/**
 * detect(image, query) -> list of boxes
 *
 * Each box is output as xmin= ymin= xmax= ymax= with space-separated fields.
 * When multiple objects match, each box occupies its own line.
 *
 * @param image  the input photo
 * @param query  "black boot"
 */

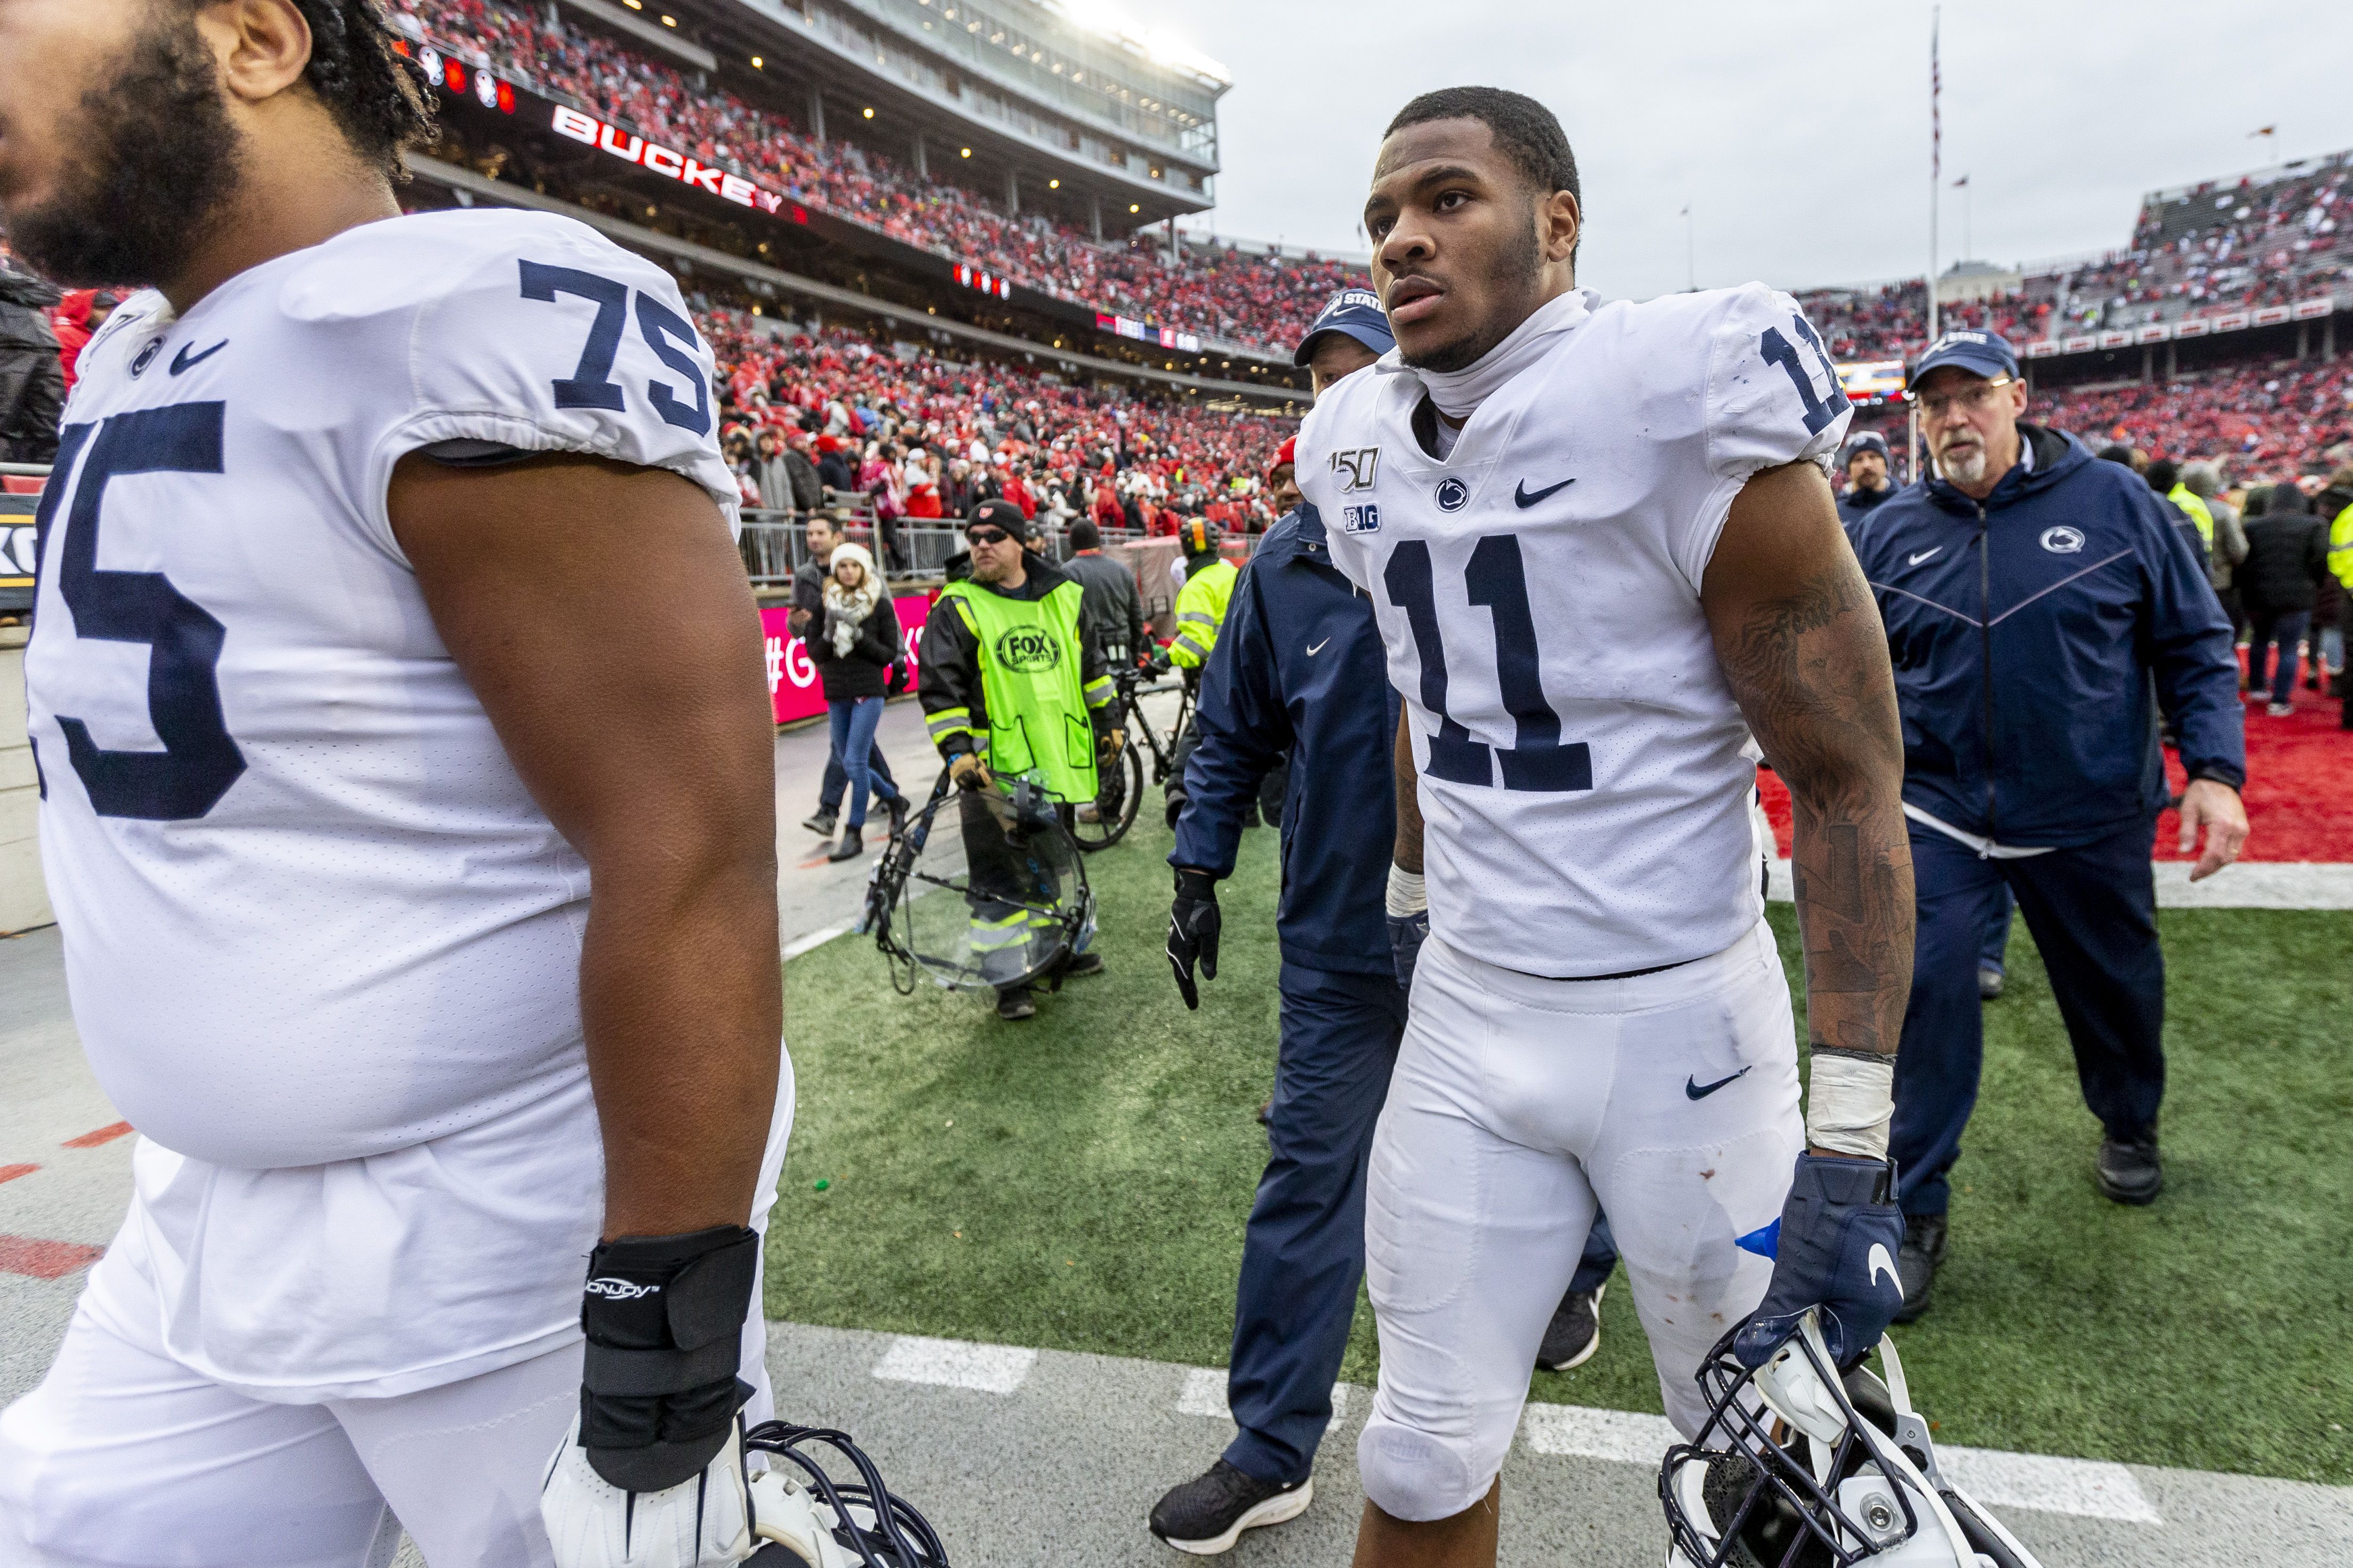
xmin=2097 ymin=1132 xmax=2163 ymax=1204
xmin=1893 ymin=1212 xmax=1946 ymax=1323
xmin=826 ymin=827 xmax=865 ymax=863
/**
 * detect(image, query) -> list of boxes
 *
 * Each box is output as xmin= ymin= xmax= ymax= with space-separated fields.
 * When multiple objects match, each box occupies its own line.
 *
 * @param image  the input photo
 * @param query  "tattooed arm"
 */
xmin=1701 ymin=460 xmax=1913 ymax=1088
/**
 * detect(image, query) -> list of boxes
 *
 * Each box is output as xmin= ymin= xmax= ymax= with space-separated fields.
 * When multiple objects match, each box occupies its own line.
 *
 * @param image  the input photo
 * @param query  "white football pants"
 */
xmin=1357 ymin=921 xmax=1802 ymax=1522
xmin=0 ymin=1058 xmax=794 ymax=1568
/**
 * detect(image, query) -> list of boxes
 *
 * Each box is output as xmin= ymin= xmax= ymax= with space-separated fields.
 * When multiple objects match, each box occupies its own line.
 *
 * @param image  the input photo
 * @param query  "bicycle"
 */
xmin=1069 ymin=660 xmax=1191 ymax=852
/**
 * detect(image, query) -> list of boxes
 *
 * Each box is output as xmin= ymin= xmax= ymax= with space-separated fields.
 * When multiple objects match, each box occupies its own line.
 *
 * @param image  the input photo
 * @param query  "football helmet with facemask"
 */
xmin=1660 ymin=1312 xmax=2043 ymax=1568
xmin=743 ymin=1422 xmax=951 ymax=1567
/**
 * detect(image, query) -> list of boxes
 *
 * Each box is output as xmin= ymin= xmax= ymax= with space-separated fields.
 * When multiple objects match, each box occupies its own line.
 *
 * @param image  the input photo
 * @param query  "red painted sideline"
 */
xmin=61 ymin=1122 xmax=132 ymax=1149
xmin=1757 ymin=694 xmax=2350 ymax=864
xmin=0 ymin=1236 xmax=105 ymax=1280
xmin=0 ymin=1164 xmax=37 ymax=1186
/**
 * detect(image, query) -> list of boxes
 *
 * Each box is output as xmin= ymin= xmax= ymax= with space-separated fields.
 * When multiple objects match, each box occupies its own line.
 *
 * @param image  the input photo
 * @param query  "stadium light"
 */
xmin=751 ymin=55 xmax=763 ymax=67
xmin=659 ymin=13 xmax=675 ymax=24
xmin=1129 ymin=204 xmax=1140 ymax=213
xmin=1049 ymin=178 xmax=1060 ymax=189
xmin=961 ymin=147 xmax=972 ymax=157
xmin=862 ymin=107 xmax=875 ymax=119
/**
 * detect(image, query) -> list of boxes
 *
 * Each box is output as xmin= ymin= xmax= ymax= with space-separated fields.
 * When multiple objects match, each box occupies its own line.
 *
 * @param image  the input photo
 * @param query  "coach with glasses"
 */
xmin=1846 ymin=329 xmax=2246 ymax=1320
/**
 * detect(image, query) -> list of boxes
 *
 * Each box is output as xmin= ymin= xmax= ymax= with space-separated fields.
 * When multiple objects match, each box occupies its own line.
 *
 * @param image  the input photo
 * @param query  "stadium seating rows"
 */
xmin=697 ymin=304 xmax=1293 ymax=526
xmin=398 ymin=0 xmax=1356 ymax=352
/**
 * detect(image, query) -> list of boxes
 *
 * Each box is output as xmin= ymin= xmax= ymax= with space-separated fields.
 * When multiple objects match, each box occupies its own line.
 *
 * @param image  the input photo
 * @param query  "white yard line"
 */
xmin=1175 ymin=1367 xmax=1352 ymax=1422
xmin=782 ymin=920 xmax=855 ymax=961
xmin=871 ymin=1328 xmax=2176 ymax=1528
xmin=1766 ymin=858 xmax=2353 ymax=910
xmin=871 ymin=1334 xmax=1037 ymax=1394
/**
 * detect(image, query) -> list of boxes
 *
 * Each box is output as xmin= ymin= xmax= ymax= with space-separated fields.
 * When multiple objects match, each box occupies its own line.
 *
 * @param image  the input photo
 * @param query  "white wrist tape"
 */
xmin=1805 ymin=1052 xmax=1894 ymax=1160
xmin=1385 ymin=864 xmax=1427 ymax=918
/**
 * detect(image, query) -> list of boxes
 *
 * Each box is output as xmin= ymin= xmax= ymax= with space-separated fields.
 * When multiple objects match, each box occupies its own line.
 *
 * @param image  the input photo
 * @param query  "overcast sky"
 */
xmin=1156 ymin=0 xmax=2353 ymax=301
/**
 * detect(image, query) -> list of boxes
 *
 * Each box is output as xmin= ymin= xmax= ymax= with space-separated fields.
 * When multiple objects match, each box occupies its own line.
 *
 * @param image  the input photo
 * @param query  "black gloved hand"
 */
xmin=1732 ymin=1154 xmax=1906 ymax=1371
xmin=1166 ymin=866 xmax=1221 ymax=1010
xmin=1386 ymin=908 xmax=1428 ymax=993
xmin=885 ymin=657 xmax=910 ymax=696
xmin=576 ymin=1224 xmax=760 ymax=1490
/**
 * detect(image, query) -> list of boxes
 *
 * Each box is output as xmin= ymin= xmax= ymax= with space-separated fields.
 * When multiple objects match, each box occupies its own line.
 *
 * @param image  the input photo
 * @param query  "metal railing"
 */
xmin=739 ymin=508 xmax=1260 ymax=589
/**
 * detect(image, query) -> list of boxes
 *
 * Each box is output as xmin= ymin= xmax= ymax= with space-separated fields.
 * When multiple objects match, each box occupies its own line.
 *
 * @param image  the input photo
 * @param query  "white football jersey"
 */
xmin=25 ymin=209 xmax=737 ymax=1171
xmin=1299 ymin=285 xmax=1850 ymax=976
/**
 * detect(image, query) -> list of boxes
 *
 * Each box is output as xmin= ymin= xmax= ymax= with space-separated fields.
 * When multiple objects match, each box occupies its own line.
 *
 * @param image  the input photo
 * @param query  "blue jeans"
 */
xmin=2249 ymin=608 xmax=2310 ymax=704
xmin=826 ymin=697 xmax=900 ymax=830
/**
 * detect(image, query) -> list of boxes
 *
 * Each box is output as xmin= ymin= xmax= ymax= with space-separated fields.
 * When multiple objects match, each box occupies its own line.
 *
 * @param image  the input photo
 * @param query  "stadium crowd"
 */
xmin=395 ymin=0 xmax=1357 ymax=351
xmin=695 ymin=304 xmax=1294 ymax=543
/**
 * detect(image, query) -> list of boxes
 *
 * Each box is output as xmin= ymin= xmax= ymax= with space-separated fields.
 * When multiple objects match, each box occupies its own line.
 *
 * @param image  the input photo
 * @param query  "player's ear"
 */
xmin=203 ymin=0 xmax=315 ymax=108
xmin=1542 ymin=189 xmax=1581 ymax=268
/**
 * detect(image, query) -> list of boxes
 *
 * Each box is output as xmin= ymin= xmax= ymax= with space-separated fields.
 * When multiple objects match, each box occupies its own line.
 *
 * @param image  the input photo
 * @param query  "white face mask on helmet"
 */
xmin=1661 ymin=1312 xmax=2046 ymax=1568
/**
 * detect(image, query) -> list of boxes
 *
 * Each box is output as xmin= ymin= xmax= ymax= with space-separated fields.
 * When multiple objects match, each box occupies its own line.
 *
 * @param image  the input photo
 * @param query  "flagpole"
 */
xmin=1683 ymin=204 xmax=1695 ymax=292
xmin=1916 ymin=5 xmax=1941 ymax=486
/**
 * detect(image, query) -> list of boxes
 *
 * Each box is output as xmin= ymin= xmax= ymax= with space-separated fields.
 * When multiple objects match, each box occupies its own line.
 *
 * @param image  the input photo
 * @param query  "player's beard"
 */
xmin=1401 ymin=207 xmax=1548 ymax=375
xmin=4 ymin=13 xmax=244 ymax=289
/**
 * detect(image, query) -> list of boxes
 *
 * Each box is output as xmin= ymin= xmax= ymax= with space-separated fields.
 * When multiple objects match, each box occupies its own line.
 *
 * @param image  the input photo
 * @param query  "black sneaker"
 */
xmin=995 ymin=987 xmax=1036 ymax=1022
xmin=1978 ymin=965 xmax=2005 ymax=1001
xmin=1893 ymin=1212 xmax=1946 ymax=1324
xmin=1535 ymin=1283 xmax=1605 ymax=1371
xmin=801 ymin=809 xmax=838 ymax=837
xmin=2097 ymin=1135 xmax=2163 ymax=1205
xmin=1059 ymin=950 xmax=1104 ymax=979
xmin=1148 ymin=1460 xmax=1312 ymax=1555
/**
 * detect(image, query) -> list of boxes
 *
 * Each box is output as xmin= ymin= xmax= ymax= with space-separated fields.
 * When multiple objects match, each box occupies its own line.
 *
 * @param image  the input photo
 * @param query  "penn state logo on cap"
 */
xmin=1435 ymin=478 xmax=1470 ymax=513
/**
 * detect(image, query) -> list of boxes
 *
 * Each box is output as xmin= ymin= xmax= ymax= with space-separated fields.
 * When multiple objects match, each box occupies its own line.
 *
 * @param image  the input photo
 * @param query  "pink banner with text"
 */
xmin=762 ymin=594 xmax=933 ymax=725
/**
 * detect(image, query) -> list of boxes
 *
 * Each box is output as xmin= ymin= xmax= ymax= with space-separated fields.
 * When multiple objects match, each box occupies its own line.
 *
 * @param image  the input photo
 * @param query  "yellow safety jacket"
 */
xmin=2330 ymin=501 xmax=2353 ymax=593
xmin=1167 ymin=557 xmax=1238 ymax=671
xmin=2167 ymin=484 xmax=2214 ymax=553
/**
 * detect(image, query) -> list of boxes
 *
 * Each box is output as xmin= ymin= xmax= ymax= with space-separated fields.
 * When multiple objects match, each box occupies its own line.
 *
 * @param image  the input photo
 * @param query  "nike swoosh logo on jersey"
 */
xmin=1908 ymin=547 xmax=1942 ymax=566
xmin=1684 ymin=1066 xmax=1752 ymax=1100
xmin=170 ymin=340 xmax=229 ymax=375
xmin=1306 ymin=638 xmax=1331 ymax=655
xmin=1869 ymin=1242 xmax=1903 ymax=1297
xmin=1514 ymin=478 xmax=1576 ymax=508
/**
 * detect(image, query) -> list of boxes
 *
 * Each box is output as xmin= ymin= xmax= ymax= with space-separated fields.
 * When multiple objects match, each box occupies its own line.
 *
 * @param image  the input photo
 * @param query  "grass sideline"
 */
xmin=773 ymin=818 xmax=2353 ymax=1486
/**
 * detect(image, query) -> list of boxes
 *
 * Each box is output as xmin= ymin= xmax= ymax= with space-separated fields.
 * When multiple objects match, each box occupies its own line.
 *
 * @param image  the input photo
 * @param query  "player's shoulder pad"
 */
xmin=290 ymin=210 xmax=734 ymax=517
xmin=1678 ymin=282 xmax=1854 ymax=481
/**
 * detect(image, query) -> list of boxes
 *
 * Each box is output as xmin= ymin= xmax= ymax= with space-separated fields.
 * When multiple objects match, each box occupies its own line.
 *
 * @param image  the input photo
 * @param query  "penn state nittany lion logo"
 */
xmin=994 ymin=625 xmax=1062 ymax=673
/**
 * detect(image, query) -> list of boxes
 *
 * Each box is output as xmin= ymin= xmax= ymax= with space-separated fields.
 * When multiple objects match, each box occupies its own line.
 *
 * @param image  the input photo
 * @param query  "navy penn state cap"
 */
xmin=1294 ymin=286 xmax=1396 ymax=367
xmin=1910 ymin=327 xmax=2019 ymax=384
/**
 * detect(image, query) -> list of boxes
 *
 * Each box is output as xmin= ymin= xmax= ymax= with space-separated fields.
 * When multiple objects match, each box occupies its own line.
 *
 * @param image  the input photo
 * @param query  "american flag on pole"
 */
xmin=1931 ymin=9 xmax=1941 ymax=184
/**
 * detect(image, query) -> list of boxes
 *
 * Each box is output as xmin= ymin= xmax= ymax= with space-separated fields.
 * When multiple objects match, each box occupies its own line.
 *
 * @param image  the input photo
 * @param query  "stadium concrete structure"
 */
xmin=393 ymin=0 xmax=1327 ymax=409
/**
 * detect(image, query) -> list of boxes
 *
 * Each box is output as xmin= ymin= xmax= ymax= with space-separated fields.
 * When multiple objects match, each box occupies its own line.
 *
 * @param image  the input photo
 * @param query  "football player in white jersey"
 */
xmin=0 ymin=2 xmax=793 ymax=1564
xmin=1294 ymin=90 xmax=1917 ymax=1567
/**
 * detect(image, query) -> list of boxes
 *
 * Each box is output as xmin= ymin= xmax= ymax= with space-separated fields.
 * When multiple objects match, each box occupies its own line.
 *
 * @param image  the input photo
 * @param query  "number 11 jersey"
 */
xmin=1298 ymin=284 xmax=1852 ymax=978
xmin=23 ymin=208 xmax=738 ymax=1171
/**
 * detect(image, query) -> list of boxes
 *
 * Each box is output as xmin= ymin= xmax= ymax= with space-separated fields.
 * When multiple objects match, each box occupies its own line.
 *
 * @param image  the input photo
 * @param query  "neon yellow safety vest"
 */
xmin=933 ymin=577 xmax=1102 ymax=803
xmin=2167 ymin=484 xmax=2214 ymax=553
xmin=1167 ymin=558 xmax=1238 ymax=671
xmin=2330 ymin=501 xmax=2353 ymax=594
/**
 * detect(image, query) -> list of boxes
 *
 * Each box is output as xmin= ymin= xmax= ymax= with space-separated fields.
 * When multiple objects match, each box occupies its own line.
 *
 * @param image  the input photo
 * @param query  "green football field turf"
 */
xmin=772 ymin=816 xmax=2353 ymax=1485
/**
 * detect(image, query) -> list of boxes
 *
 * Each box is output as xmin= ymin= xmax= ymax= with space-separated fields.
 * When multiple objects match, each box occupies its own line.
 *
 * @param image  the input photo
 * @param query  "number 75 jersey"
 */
xmin=22 ymin=209 xmax=737 ymax=1170
xmin=1298 ymin=284 xmax=1851 ymax=978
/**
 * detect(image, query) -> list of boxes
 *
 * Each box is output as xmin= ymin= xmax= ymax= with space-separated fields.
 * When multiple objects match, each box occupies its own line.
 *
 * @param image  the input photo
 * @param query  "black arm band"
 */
xmin=576 ymin=1224 xmax=759 ymax=1491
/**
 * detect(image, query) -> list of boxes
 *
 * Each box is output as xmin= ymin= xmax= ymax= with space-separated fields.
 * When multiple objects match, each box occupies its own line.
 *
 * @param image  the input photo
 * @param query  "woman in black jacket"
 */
xmin=2240 ymin=482 xmax=2328 ymax=715
xmin=814 ymin=543 xmax=910 ymax=859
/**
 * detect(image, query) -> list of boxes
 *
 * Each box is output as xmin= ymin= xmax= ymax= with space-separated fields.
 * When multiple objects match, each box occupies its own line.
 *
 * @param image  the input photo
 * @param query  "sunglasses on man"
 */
xmin=965 ymin=527 xmax=1015 ymax=546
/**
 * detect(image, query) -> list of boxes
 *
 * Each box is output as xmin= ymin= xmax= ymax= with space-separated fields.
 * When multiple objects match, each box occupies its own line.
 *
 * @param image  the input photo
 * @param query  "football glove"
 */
xmin=543 ymin=1413 xmax=753 ymax=1567
xmin=1166 ymin=867 xmax=1221 ymax=1010
xmin=947 ymin=753 xmax=991 ymax=793
xmin=1732 ymin=1153 xmax=1907 ymax=1372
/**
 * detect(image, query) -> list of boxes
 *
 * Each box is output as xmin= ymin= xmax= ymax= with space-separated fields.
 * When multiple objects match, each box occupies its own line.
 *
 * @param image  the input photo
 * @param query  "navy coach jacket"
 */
xmin=1849 ymin=422 xmax=2244 ymax=848
xmin=1172 ymin=505 xmax=1400 ymax=976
